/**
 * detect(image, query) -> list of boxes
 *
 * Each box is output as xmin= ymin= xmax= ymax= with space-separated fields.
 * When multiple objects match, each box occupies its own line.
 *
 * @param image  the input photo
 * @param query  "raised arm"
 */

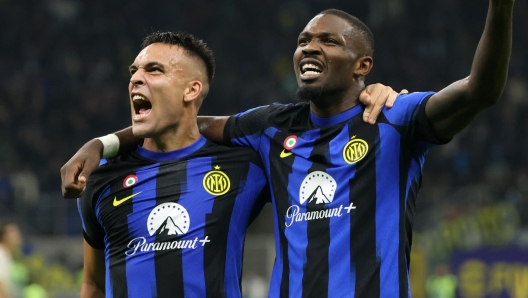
xmin=81 ymin=240 xmax=105 ymax=298
xmin=426 ymin=0 xmax=514 ymax=140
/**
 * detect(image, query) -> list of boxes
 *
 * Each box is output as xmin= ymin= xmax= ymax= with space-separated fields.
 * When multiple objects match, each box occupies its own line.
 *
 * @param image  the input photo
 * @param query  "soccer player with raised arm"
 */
xmin=67 ymin=0 xmax=514 ymax=296
xmin=72 ymin=41 xmax=398 ymax=298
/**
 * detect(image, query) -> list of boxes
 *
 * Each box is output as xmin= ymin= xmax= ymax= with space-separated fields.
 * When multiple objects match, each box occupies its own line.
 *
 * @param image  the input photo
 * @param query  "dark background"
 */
xmin=0 ymin=0 xmax=526 ymax=297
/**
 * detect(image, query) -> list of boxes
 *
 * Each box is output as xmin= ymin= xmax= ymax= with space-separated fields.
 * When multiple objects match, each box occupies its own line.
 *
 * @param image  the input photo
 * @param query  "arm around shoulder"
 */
xmin=197 ymin=116 xmax=229 ymax=145
xmin=425 ymin=0 xmax=514 ymax=140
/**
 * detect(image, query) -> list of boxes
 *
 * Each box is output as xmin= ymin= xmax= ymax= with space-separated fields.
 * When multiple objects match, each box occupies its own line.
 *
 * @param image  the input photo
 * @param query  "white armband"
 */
xmin=96 ymin=134 xmax=120 ymax=158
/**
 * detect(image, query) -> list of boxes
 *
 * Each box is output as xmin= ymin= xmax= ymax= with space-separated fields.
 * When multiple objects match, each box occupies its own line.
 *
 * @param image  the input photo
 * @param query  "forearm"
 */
xmin=114 ymin=127 xmax=141 ymax=155
xmin=197 ymin=116 xmax=229 ymax=145
xmin=81 ymin=282 xmax=105 ymax=298
xmin=425 ymin=0 xmax=514 ymax=139
xmin=467 ymin=0 xmax=513 ymax=103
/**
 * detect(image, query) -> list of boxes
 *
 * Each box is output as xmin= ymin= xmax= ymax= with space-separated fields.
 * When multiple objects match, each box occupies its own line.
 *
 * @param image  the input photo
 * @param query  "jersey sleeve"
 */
xmin=239 ymin=152 xmax=271 ymax=226
xmin=224 ymin=104 xmax=288 ymax=151
xmin=78 ymin=164 xmax=109 ymax=250
xmin=383 ymin=91 xmax=451 ymax=145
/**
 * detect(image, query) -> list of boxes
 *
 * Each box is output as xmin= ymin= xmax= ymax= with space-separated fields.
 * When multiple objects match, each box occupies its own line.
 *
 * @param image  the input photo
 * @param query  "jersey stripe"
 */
xmin=224 ymin=162 xmax=267 ymax=297
xmin=107 ymin=177 xmax=135 ymax=298
xmin=377 ymin=123 xmax=401 ymax=297
xmin=154 ymin=160 xmax=187 ymax=297
xmin=266 ymin=128 xmax=293 ymax=298
xmin=127 ymin=166 xmax=160 ymax=298
xmin=327 ymin=124 xmax=354 ymax=297
xmin=285 ymin=137 xmax=312 ymax=298
xmin=185 ymin=157 xmax=213 ymax=297
xmin=203 ymin=157 xmax=236 ymax=298
xmin=348 ymin=118 xmax=380 ymax=297
xmin=303 ymin=127 xmax=330 ymax=298
xmin=93 ymin=187 xmax=115 ymax=298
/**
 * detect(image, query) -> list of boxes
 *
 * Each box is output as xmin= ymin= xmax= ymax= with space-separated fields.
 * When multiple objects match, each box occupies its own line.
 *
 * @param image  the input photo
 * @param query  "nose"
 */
xmin=130 ymin=69 xmax=145 ymax=86
xmin=302 ymin=40 xmax=321 ymax=56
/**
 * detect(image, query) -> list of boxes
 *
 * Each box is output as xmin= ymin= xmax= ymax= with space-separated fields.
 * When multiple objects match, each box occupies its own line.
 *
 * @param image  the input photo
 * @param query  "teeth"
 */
xmin=302 ymin=63 xmax=322 ymax=73
xmin=135 ymin=113 xmax=147 ymax=118
xmin=133 ymin=95 xmax=148 ymax=101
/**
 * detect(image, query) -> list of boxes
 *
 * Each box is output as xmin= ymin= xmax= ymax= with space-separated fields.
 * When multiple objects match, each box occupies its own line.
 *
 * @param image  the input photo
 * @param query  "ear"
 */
xmin=353 ymin=56 xmax=373 ymax=77
xmin=183 ymin=81 xmax=203 ymax=103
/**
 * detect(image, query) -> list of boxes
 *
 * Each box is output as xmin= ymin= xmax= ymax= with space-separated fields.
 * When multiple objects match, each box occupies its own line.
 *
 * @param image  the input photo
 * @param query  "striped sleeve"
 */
xmin=383 ymin=91 xmax=451 ymax=145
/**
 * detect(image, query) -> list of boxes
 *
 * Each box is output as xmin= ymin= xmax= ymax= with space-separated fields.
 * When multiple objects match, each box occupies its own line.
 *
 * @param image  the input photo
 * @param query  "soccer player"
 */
xmin=78 ymin=31 xmax=271 ymax=298
xmin=66 ymin=0 xmax=514 ymax=296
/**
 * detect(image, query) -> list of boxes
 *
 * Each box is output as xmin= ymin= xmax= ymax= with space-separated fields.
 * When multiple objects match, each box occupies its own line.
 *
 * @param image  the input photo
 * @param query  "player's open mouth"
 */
xmin=133 ymin=94 xmax=152 ymax=119
xmin=300 ymin=61 xmax=323 ymax=80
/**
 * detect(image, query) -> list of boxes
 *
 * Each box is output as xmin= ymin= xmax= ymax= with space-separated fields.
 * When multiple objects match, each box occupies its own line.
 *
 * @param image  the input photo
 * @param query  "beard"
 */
xmin=296 ymin=85 xmax=324 ymax=102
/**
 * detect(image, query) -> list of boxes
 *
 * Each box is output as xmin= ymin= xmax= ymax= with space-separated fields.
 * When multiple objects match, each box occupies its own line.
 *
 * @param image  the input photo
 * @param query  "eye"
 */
xmin=323 ymin=38 xmax=338 ymax=44
xmin=298 ymin=38 xmax=310 ymax=46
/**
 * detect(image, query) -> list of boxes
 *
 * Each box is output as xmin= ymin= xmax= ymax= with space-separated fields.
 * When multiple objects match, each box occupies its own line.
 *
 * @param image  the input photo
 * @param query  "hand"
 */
xmin=360 ymin=83 xmax=408 ymax=124
xmin=60 ymin=139 xmax=104 ymax=198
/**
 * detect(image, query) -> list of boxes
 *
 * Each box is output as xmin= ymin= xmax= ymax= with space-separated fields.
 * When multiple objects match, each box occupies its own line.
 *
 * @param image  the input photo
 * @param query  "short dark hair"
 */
xmin=141 ymin=31 xmax=216 ymax=83
xmin=319 ymin=9 xmax=374 ymax=56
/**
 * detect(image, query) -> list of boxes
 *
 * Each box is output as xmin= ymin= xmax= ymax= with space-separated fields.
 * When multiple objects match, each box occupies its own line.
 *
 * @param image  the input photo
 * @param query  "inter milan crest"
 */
xmin=203 ymin=165 xmax=231 ymax=196
xmin=123 ymin=174 xmax=139 ymax=188
xmin=343 ymin=136 xmax=369 ymax=164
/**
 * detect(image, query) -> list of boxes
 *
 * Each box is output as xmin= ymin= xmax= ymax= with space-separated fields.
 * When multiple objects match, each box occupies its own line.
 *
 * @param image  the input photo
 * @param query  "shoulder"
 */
xmin=382 ymin=92 xmax=435 ymax=125
xmin=84 ymin=154 xmax=152 ymax=199
xmin=232 ymin=102 xmax=310 ymax=130
xmin=200 ymin=141 xmax=262 ymax=166
xmin=234 ymin=102 xmax=305 ymax=116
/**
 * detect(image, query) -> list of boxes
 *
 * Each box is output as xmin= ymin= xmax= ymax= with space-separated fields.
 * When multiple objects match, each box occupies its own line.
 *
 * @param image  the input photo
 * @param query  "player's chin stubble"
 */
xmin=296 ymin=86 xmax=323 ymax=102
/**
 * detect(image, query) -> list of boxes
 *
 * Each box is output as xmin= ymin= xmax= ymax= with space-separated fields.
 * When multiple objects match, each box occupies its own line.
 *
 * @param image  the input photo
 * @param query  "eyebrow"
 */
xmin=299 ymin=31 xmax=336 ymax=38
xmin=128 ymin=61 xmax=165 ymax=72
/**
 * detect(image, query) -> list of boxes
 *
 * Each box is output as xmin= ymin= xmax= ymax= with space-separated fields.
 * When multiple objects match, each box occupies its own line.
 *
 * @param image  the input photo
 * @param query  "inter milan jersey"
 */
xmin=224 ymin=92 xmax=446 ymax=298
xmin=78 ymin=136 xmax=268 ymax=298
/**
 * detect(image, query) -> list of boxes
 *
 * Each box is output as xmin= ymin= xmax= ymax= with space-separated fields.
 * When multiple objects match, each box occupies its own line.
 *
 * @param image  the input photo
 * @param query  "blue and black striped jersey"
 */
xmin=78 ymin=136 xmax=269 ymax=298
xmin=224 ymin=92 xmax=446 ymax=298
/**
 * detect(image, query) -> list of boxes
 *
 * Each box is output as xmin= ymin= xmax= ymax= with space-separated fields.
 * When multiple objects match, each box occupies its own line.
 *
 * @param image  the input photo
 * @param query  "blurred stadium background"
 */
xmin=0 ymin=0 xmax=527 ymax=297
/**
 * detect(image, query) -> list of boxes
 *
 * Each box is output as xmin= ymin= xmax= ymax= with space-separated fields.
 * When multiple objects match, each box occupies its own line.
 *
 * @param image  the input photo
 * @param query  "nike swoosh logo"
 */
xmin=280 ymin=149 xmax=292 ymax=158
xmin=113 ymin=192 xmax=142 ymax=207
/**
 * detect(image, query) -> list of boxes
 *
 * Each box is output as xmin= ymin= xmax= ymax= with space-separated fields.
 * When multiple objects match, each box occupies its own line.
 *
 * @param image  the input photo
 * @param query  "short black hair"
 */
xmin=141 ymin=31 xmax=216 ymax=83
xmin=319 ymin=9 xmax=374 ymax=56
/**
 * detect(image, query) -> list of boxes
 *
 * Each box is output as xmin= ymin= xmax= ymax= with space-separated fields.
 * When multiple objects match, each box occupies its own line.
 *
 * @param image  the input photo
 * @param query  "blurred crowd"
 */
xmin=0 ymin=0 xmax=526 ymax=198
xmin=0 ymin=0 xmax=527 ymax=297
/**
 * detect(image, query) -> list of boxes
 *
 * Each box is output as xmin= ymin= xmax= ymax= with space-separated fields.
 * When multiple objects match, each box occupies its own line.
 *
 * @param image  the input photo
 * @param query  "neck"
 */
xmin=142 ymin=117 xmax=201 ymax=152
xmin=309 ymin=83 xmax=364 ymax=118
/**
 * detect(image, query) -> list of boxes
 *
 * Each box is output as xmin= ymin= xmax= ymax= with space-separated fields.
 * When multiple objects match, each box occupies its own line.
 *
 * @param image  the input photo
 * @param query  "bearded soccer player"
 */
xmin=78 ymin=31 xmax=271 ymax=298
xmin=67 ymin=0 xmax=513 ymax=296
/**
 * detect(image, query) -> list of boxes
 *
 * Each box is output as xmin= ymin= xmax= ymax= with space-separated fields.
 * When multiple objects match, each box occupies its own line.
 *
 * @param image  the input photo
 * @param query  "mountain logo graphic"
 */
xmin=299 ymin=171 xmax=337 ymax=205
xmin=147 ymin=202 xmax=190 ymax=236
xmin=307 ymin=186 xmax=331 ymax=204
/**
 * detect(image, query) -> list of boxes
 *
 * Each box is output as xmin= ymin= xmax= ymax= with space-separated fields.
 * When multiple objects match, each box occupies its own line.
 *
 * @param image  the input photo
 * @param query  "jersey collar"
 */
xmin=136 ymin=136 xmax=207 ymax=161
xmin=309 ymin=104 xmax=363 ymax=127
